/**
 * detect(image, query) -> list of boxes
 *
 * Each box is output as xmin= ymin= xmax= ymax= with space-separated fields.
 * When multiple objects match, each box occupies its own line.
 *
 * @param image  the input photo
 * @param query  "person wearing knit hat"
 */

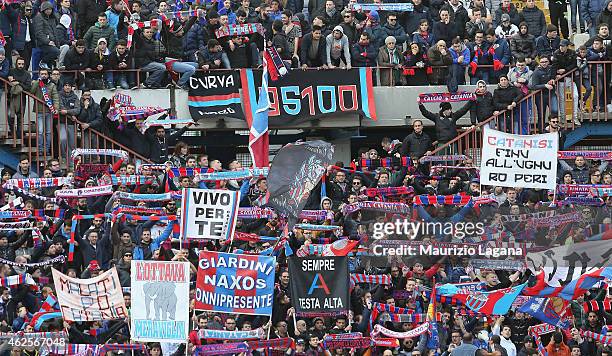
xmin=492 ymin=73 xmax=523 ymax=133
xmin=326 ymin=25 xmax=351 ymax=69
xmin=417 ymin=92 xmax=473 ymax=148
xmin=57 ymin=14 xmax=73 ymax=69
xmin=365 ymin=10 xmax=386 ymax=50
xmin=471 ymin=79 xmax=494 ymax=127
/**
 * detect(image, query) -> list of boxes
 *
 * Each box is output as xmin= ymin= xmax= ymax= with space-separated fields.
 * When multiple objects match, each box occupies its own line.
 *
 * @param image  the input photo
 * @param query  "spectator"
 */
xmin=83 ymin=13 xmax=116 ymax=50
xmin=89 ymin=38 xmax=113 ymax=90
xmin=587 ymin=37 xmax=608 ymax=112
xmin=11 ymin=2 xmax=35 ymax=70
xmin=30 ymin=68 xmax=58 ymax=155
xmin=63 ymin=39 xmax=92 ymax=90
xmin=164 ymin=23 xmax=199 ymax=90
xmin=427 ymin=40 xmax=452 ymax=85
xmin=448 ymin=37 xmax=470 ymax=91
xmin=412 ymin=19 xmax=435 ymax=51
xmin=465 ymin=8 xmax=487 ymax=41
xmin=183 ymin=16 xmax=208 ymax=63
xmin=493 ymin=0 xmax=521 ymax=28
xmin=529 ymin=56 xmax=558 ymax=132
xmin=6 ymin=57 xmax=31 ymax=137
xmin=403 ymin=0 xmax=432 ymax=37
xmin=535 ymin=25 xmax=560 ymax=60
xmin=575 ymin=45 xmax=592 ymax=113
xmin=33 ymin=1 xmax=60 ymax=70
xmin=110 ymin=39 xmax=134 ymax=90
xmin=508 ymin=56 xmax=533 ymax=132
xmin=381 ymin=12 xmax=407 ymax=47
xmin=0 ymin=47 xmax=7 ymax=99
xmin=301 ymin=25 xmax=327 ymax=68
xmin=442 ymin=0 xmax=469 ymax=40
xmin=364 ymin=10 xmax=386 ymax=51
xmin=339 ymin=10 xmax=359 ymax=45
xmin=57 ymin=77 xmax=80 ymax=157
xmin=495 ymin=14 xmax=519 ymax=40
xmin=552 ymin=39 xmax=580 ymax=125
xmin=418 ymin=100 xmax=472 ymax=151
xmin=467 ymin=30 xmax=491 ymax=84
xmin=134 ymin=27 xmax=167 ymax=89
xmin=197 ymin=39 xmax=225 ymax=70
xmin=549 ymin=0 xmax=570 ymax=40
xmin=321 ymin=0 xmax=341 ymax=28
xmin=432 ymin=9 xmax=457 ymax=46
xmin=281 ymin=11 xmax=302 ymax=67
xmin=268 ymin=0 xmax=282 ymax=21
xmin=350 ymin=32 xmax=377 ymax=68
xmin=470 ymin=79 xmax=495 ymax=126
xmin=403 ymin=42 xmax=429 ymax=86
xmin=598 ymin=1 xmax=612 ymax=31
xmin=326 ymin=25 xmax=351 ymax=69
xmin=145 ymin=124 xmax=192 ymax=163
xmin=77 ymin=88 xmax=104 ymax=134
xmin=485 ymin=28 xmax=511 ymax=82
xmin=56 ymin=14 xmax=75 ymax=69
xmin=225 ymin=36 xmax=257 ymax=69
xmin=510 ymin=23 xmax=537 ymax=66
xmin=493 ymin=74 xmax=523 ymax=134
xmin=519 ymin=0 xmax=547 ymax=38
xmin=377 ymin=36 xmax=403 ymax=86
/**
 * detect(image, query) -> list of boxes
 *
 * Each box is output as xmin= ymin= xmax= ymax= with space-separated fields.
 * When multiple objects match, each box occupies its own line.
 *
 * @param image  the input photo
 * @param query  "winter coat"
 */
xmin=63 ymin=47 xmax=92 ymax=71
xmin=55 ymin=23 xmax=71 ymax=47
xmin=552 ymin=48 xmax=577 ymax=74
xmin=494 ymin=3 xmax=521 ymax=27
xmin=183 ymin=22 xmax=209 ymax=62
xmin=441 ymin=2 xmax=470 ymax=39
xmin=400 ymin=131 xmax=433 ymax=158
xmin=412 ymin=31 xmax=435 ymax=50
xmin=581 ymin=0 xmax=607 ymax=25
xmin=83 ymin=22 xmax=116 ymax=50
xmin=196 ymin=47 xmax=223 ymax=69
xmin=77 ymin=98 xmax=104 ymax=131
xmin=350 ymin=42 xmax=377 ymax=67
xmin=510 ymin=32 xmax=536 ymax=59
xmin=272 ymin=32 xmax=291 ymax=60
xmin=402 ymin=3 xmax=432 ymax=35
xmin=432 ymin=21 xmax=457 ymax=46
xmin=134 ymin=34 xmax=165 ymax=67
xmin=535 ymin=35 xmax=560 ymax=59
xmin=470 ymin=91 xmax=494 ymax=124
xmin=377 ymin=46 xmax=403 ymax=86
xmin=55 ymin=7 xmax=78 ymax=37
xmin=545 ymin=340 xmax=570 ymax=356
xmin=225 ymin=42 xmax=250 ymax=68
xmin=11 ymin=13 xmax=35 ymax=51
xmin=508 ymin=65 xmax=533 ymax=95
xmin=495 ymin=24 xmax=519 ymax=40
xmin=598 ymin=5 xmax=612 ymax=30
xmin=465 ymin=19 xmax=486 ymax=41
xmin=493 ymin=85 xmax=522 ymax=111
xmin=340 ymin=22 xmax=358 ymax=44
xmin=300 ymin=32 xmax=327 ymax=67
xmin=110 ymin=49 xmax=132 ymax=70
xmin=427 ymin=46 xmax=453 ymax=84
xmin=449 ymin=43 xmax=470 ymax=66
xmin=529 ymin=65 xmax=556 ymax=94
xmin=59 ymin=90 xmax=81 ymax=120
xmin=30 ymin=79 xmax=59 ymax=113
xmin=381 ymin=22 xmax=408 ymax=45
xmin=467 ymin=41 xmax=492 ymax=74
xmin=89 ymin=48 xmax=112 ymax=78
xmin=403 ymin=50 xmax=429 ymax=85
xmin=489 ymin=38 xmax=512 ymax=64
xmin=364 ymin=24 xmax=387 ymax=50
xmin=418 ymin=102 xmax=472 ymax=143
xmin=520 ymin=6 xmax=547 ymax=37
xmin=32 ymin=3 xmax=58 ymax=47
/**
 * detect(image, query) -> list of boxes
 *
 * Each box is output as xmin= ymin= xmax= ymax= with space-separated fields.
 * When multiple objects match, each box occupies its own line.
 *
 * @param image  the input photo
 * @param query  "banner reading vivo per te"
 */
xmin=130 ymin=261 xmax=190 ymax=343
xmin=180 ymin=188 xmax=239 ymax=240
xmin=195 ymin=251 xmax=275 ymax=316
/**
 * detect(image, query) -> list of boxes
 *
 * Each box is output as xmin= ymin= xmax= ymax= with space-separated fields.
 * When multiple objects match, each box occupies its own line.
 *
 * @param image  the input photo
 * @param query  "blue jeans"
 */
xmin=37 ymin=113 xmax=52 ymax=154
xmin=31 ymin=48 xmax=41 ymax=80
xmin=470 ymin=71 xmax=490 ymax=84
xmin=141 ymin=62 xmax=167 ymax=87
xmin=535 ymin=91 xmax=558 ymax=131
xmin=515 ymin=101 xmax=531 ymax=134
xmin=171 ymin=61 xmax=198 ymax=87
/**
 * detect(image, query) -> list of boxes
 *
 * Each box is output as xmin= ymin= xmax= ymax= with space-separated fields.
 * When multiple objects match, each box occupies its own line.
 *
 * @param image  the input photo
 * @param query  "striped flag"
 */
xmin=247 ymin=52 xmax=270 ymax=168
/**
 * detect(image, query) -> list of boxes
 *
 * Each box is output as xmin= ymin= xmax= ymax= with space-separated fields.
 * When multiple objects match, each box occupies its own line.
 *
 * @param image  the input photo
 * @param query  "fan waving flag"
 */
xmin=522 ymin=267 xmax=612 ymax=300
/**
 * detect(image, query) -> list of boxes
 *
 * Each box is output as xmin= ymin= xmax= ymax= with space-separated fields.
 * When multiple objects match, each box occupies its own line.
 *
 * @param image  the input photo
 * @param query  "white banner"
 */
xmin=480 ymin=127 xmax=558 ymax=189
xmin=130 ymin=261 xmax=190 ymax=342
xmin=55 ymin=185 xmax=114 ymax=198
xmin=52 ymin=268 xmax=128 ymax=321
xmin=180 ymin=188 xmax=239 ymax=240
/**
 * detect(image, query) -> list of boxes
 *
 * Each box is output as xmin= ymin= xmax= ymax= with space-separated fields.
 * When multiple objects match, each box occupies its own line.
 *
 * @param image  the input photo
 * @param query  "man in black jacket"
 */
xmin=300 ymin=25 xmax=327 ymax=68
xmin=417 ymin=100 xmax=472 ymax=154
xmin=529 ymin=56 xmax=558 ymax=132
xmin=63 ymin=39 xmax=92 ymax=89
xmin=134 ymin=27 xmax=167 ymax=88
xmin=146 ymin=121 xmax=193 ymax=163
xmin=552 ymin=39 xmax=580 ymax=125
xmin=400 ymin=120 xmax=433 ymax=159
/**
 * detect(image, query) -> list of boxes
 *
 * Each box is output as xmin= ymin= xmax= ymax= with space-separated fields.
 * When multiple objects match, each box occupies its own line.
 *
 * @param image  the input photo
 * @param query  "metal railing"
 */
xmin=0 ymin=77 xmax=152 ymax=173
xmin=430 ymin=63 xmax=612 ymax=163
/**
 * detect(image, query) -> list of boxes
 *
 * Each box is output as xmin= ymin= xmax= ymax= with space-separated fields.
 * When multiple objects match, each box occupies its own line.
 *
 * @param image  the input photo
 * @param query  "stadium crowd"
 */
xmin=0 ymin=0 xmax=611 ymax=355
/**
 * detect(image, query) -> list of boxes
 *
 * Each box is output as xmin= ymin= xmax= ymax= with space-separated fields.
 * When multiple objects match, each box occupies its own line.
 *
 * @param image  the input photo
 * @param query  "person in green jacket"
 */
xmin=83 ymin=13 xmax=117 ymax=50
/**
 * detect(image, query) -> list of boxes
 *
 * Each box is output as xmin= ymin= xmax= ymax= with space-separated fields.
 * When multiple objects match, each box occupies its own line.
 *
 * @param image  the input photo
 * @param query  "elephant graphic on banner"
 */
xmin=143 ymin=281 xmax=177 ymax=320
